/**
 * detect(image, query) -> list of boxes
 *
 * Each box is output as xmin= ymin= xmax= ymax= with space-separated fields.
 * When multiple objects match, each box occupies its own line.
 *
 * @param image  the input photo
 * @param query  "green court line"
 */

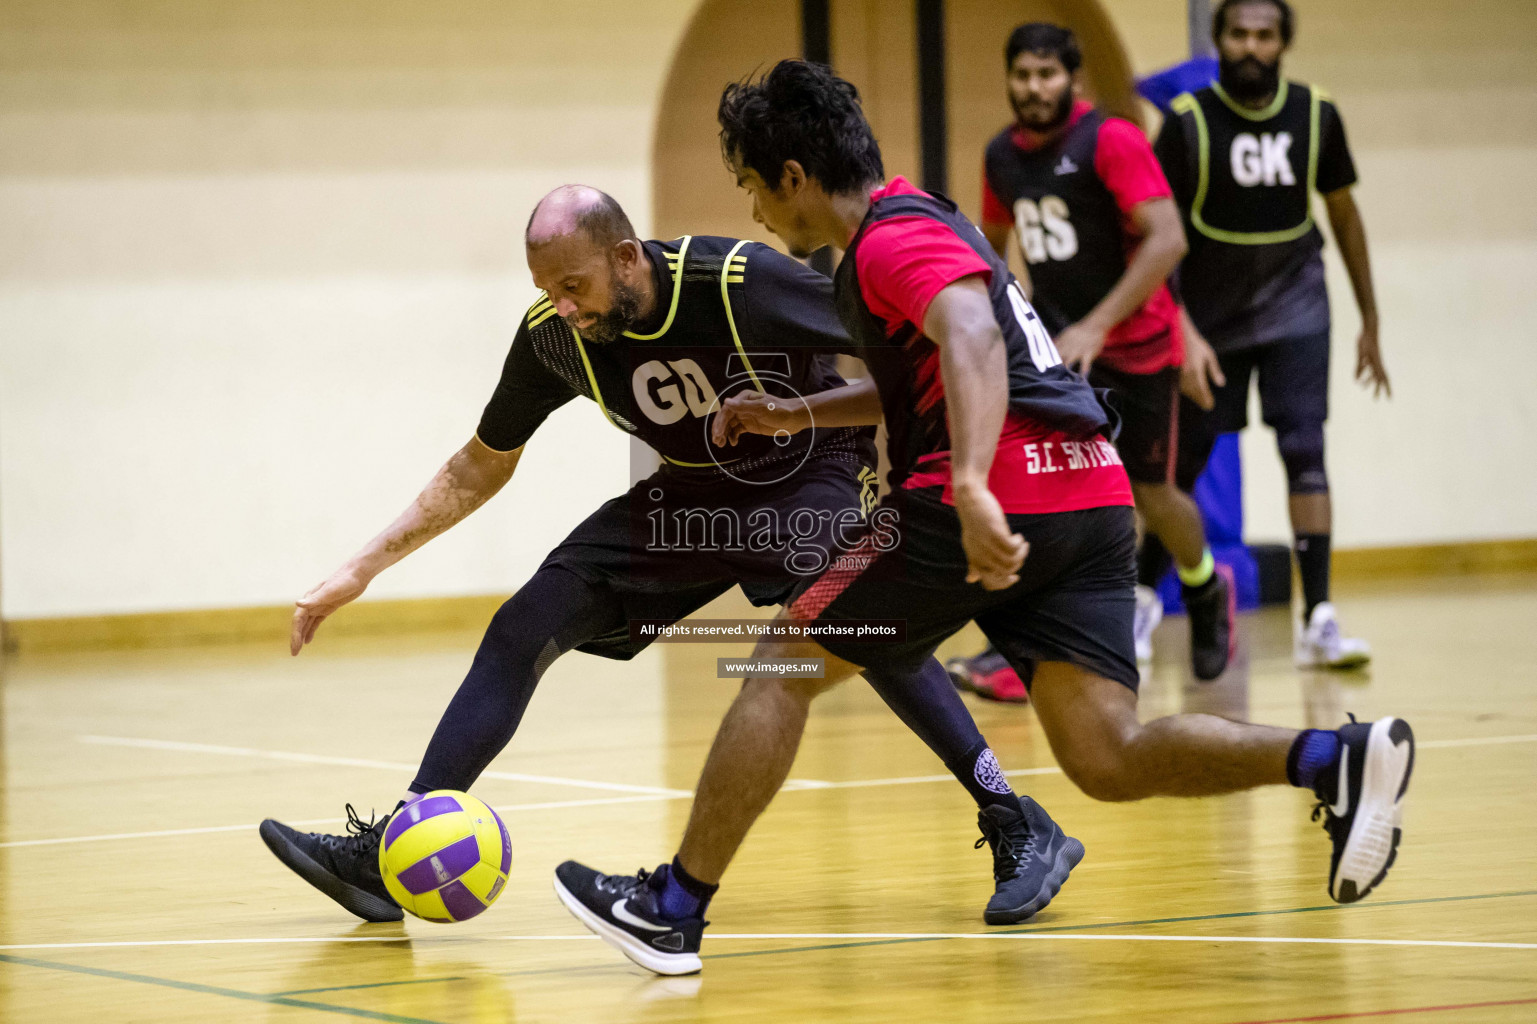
xmin=270 ymin=887 xmax=1537 ymax=990
xmin=997 ymin=888 xmax=1537 ymax=936
xmin=706 ymin=887 xmax=1537 ymax=961
xmin=0 ymin=952 xmax=450 ymax=1024
xmin=276 ymin=975 xmax=469 ymax=997
xmin=709 ymin=887 xmax=1537 ymax=961
xmin=279 ymin=959 xmax=627 ymax=990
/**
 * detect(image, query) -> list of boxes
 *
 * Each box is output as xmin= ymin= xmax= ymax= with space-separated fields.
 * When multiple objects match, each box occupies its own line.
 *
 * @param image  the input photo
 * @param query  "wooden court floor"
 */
xmin=3 ymin=574 xmax=1536 ymax=1023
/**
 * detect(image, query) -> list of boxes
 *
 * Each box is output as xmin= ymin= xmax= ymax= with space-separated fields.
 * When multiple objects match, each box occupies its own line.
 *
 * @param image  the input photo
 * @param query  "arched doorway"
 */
xmin=652 ymin=0 xmax=1140 ymax=242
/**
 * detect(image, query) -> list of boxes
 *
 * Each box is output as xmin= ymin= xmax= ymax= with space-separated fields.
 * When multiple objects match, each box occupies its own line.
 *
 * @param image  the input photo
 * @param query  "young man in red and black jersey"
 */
xmin=555 ymin=61 xmax=1416 ymax=976
xmin=258 ymin=186 xmax=1059 ymax=934
xmin=950 ymin=23 xmax=1232 ymax=698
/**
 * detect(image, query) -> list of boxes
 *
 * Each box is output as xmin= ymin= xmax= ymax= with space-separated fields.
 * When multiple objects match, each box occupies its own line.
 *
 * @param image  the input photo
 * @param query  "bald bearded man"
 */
xmin=259 ymin=186 xmax=1084 ymax=932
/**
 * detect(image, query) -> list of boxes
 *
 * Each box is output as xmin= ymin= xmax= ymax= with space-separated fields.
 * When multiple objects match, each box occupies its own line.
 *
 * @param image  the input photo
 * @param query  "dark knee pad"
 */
xmin=1276 ymin=422 xmax=1328 ymax=494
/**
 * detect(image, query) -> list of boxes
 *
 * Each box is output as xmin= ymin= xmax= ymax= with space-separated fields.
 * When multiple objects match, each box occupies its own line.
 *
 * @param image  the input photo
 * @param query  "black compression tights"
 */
xmin=410 ymin=568 xmax=1005 ymax=809
xmin=410 ymin=567 xmax=621 ymax=793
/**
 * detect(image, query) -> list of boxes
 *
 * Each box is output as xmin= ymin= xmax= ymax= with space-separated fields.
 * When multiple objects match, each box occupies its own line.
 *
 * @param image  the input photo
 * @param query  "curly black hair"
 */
xmin=717 ymin=59 xmax=884 ymax=196
xmin=1005 ymin=23 xmax=1081 ymax=74
xmin=1213 ymin=0 xmax=1294 ymax=46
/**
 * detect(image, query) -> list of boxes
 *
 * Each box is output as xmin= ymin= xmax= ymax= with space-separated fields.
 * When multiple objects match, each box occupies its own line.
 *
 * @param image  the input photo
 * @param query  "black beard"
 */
xmin=565 ymin=275 xmax=644 ymax=344
xmin=1219 ymin=54 xmax=1281 ymax=102
xmin=1012 ymin=88 xmax=1074 ymax=133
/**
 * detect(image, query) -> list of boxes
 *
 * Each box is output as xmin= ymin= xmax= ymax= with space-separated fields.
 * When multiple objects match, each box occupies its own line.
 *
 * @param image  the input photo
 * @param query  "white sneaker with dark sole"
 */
xmin=1297 ymin=602 xmax=1371 ymax=669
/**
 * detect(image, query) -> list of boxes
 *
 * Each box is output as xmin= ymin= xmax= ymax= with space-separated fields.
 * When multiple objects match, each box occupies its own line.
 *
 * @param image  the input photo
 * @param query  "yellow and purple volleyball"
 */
xmin=378 ymin=790 xmax=511 ymax=923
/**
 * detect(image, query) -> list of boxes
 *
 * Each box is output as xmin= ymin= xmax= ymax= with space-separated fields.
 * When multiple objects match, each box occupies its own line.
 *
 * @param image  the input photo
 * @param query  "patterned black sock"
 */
xmin=1295 ymin=532 xmax=1332 ymax=623
xmin=944 ymin=741 xmax=1020 ymax=812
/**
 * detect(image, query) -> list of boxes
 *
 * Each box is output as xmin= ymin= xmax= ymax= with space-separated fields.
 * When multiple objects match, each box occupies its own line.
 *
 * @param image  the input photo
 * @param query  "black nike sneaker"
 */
xmin=1184 ymin=565 xmax=1235 ymax=681
xmin=553 ymin=861 xmax=704 ymax=975
xmin=1312 ymin=716 xmax=1415 ymax=903
xmin=259 ymin=803 xmax=403 ymax=922
xmin=976 ymin=796 xmax=1085 ymax=925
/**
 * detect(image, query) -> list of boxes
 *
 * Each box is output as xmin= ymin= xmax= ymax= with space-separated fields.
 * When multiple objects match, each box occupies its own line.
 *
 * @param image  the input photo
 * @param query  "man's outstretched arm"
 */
xmin=290 ymin=437 xmax=523 ymax=654
xmin=710 ymin=376 xmax=883 ymax=447
xmin=923 ymin=276 xmax=1028 ymax=591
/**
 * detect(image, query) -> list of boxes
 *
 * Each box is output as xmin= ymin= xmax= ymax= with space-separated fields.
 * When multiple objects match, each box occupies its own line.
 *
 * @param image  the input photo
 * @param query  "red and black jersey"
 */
xmin=983 ymin=101 xmax=1182 ymax=374
xmin=834 ymin=177 xmax=1131 ymax=515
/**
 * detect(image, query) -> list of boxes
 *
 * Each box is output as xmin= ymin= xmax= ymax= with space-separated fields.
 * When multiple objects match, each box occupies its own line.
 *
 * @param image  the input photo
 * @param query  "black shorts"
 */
xmin=1088 ymin=363 xmax=1179 ymax=485
xmin=788 ymin=488 xmax=1139 ymax=691
xmin=1175 ymin=331 xmax=1330 ymax=491
xmin=539 ymin=456 xmax=880 ymax=660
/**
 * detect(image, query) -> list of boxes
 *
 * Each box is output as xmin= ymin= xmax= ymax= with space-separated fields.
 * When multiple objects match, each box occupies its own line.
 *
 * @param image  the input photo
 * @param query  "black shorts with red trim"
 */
xmin=1087 ymin=363 xmax=1180 ymax=485
xmin=788 ymin=488 xmax=1139 ymax=691
xmin=540 ymin=455 xmax=880 ymax=661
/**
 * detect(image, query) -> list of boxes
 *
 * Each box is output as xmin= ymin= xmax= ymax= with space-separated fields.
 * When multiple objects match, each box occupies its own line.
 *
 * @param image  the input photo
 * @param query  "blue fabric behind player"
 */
xmin=1137 ymin=60 xmax=1259 ymax=612
xmin=1137 ymin=57 xmax=1219 ymax=114
xmin=1156 ymin=434 xmax=1261 ymax=612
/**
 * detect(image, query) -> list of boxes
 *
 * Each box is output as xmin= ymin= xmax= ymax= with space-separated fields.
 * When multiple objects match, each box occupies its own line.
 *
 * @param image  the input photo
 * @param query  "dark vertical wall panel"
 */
xmin=916 ymin=0 xmax=948 ymax=194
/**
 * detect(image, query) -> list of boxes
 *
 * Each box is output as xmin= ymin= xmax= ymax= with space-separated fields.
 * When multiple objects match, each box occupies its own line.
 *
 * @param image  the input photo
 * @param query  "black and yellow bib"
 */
xmin=522 ymin=235 xmax=868 ymax=479
xmin=1168 ymin=80 xmax=1325 ymax=246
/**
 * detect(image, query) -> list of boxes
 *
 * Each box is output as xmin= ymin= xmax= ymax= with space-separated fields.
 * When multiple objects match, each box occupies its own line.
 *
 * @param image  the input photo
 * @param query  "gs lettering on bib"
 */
xmin=983 ymin=108 xmax=1129 ymax=338
xmin=1013 ymin=195 xmax=1079 ymax=263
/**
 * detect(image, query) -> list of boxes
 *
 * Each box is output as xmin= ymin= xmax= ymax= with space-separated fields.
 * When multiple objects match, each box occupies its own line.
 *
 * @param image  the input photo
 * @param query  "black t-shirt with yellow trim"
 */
xmin=1155 ymin=80 xmax=1357 ymax=350
xmin=476 ymin=236 xmax=874 ymax=482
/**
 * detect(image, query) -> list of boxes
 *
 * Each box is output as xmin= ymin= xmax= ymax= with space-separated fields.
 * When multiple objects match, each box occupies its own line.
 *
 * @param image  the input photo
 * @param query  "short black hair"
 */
xmin=717 ymin=59 xmax=884 ymax=196
xmin=1005 ymin=22 xmax=1082 ymax=74
xmin=1213 ymin=0 xmax=1294 ymax=46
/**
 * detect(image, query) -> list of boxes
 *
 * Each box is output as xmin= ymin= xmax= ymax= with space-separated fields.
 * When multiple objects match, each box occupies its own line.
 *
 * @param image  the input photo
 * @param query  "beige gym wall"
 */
xmin=2 ymin=0 xmax=1534 ymax=623
xmin=0 ymin=0 xmax=696 ymax=619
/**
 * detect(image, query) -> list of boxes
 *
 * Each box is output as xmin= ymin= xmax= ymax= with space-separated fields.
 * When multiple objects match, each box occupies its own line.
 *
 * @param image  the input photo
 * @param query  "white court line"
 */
xmin=76 ymin=735 xmax=692 ymax=798
xmin=782 ymin=767 xmax=1062 ymax=791
xmin=0 ymin=766 xmax=1066 ymax=849
xmin=1 ymin=933 xmax=1532 ymax=953
xmin=1419 ymin=733 xmax=1537 ymax=749
xmin=0 ymin=794 xmax=675 ymax=850
xmin=18 ymin=732 xmax=1533 ymax=851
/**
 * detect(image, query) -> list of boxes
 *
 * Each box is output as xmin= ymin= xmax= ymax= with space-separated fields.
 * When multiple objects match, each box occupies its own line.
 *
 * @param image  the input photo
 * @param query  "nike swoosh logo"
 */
xmin=1330 ymin=746 xmax=1351 ymax=817
xmin=611 ymin=899 xmax=672 ymax=932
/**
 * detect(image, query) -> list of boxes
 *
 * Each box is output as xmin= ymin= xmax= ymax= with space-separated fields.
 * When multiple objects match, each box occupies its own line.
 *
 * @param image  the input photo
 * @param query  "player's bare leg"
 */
xmin=675 ymin=638 xmax=860 ymax=883
xmin=1131 ymin=480 xmax=1233 ymax=680
xmin=1132 ymin=481 xmax=1204 ymax=569
xmin=1289 ymin=491 xmax=1330 ymax=536
xmin=555 ymin=633 xmax=1089 ymax=973
xmin=1290 ymin=488 xmax=1370 ymax=668
xmin=1029 ymin=662 xmax=1292 ymax=799
xmin=1029 ymin=660 xmax=1413 ymax=904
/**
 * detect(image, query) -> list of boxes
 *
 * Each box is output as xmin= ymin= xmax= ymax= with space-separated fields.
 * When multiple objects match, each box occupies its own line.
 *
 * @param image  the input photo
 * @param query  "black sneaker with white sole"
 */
xmin=259 ymin=803 xmax=403 ymax=923
xmin=553 ymin=861 xmax=705 ymax=975
xmin=1313 ymin=716 xmax=1415 ymax=903
xmin=1184 ymin=566 xmax=1234 ymax=682
xmin=976 ymin=796 xmax=1085 ymax=924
